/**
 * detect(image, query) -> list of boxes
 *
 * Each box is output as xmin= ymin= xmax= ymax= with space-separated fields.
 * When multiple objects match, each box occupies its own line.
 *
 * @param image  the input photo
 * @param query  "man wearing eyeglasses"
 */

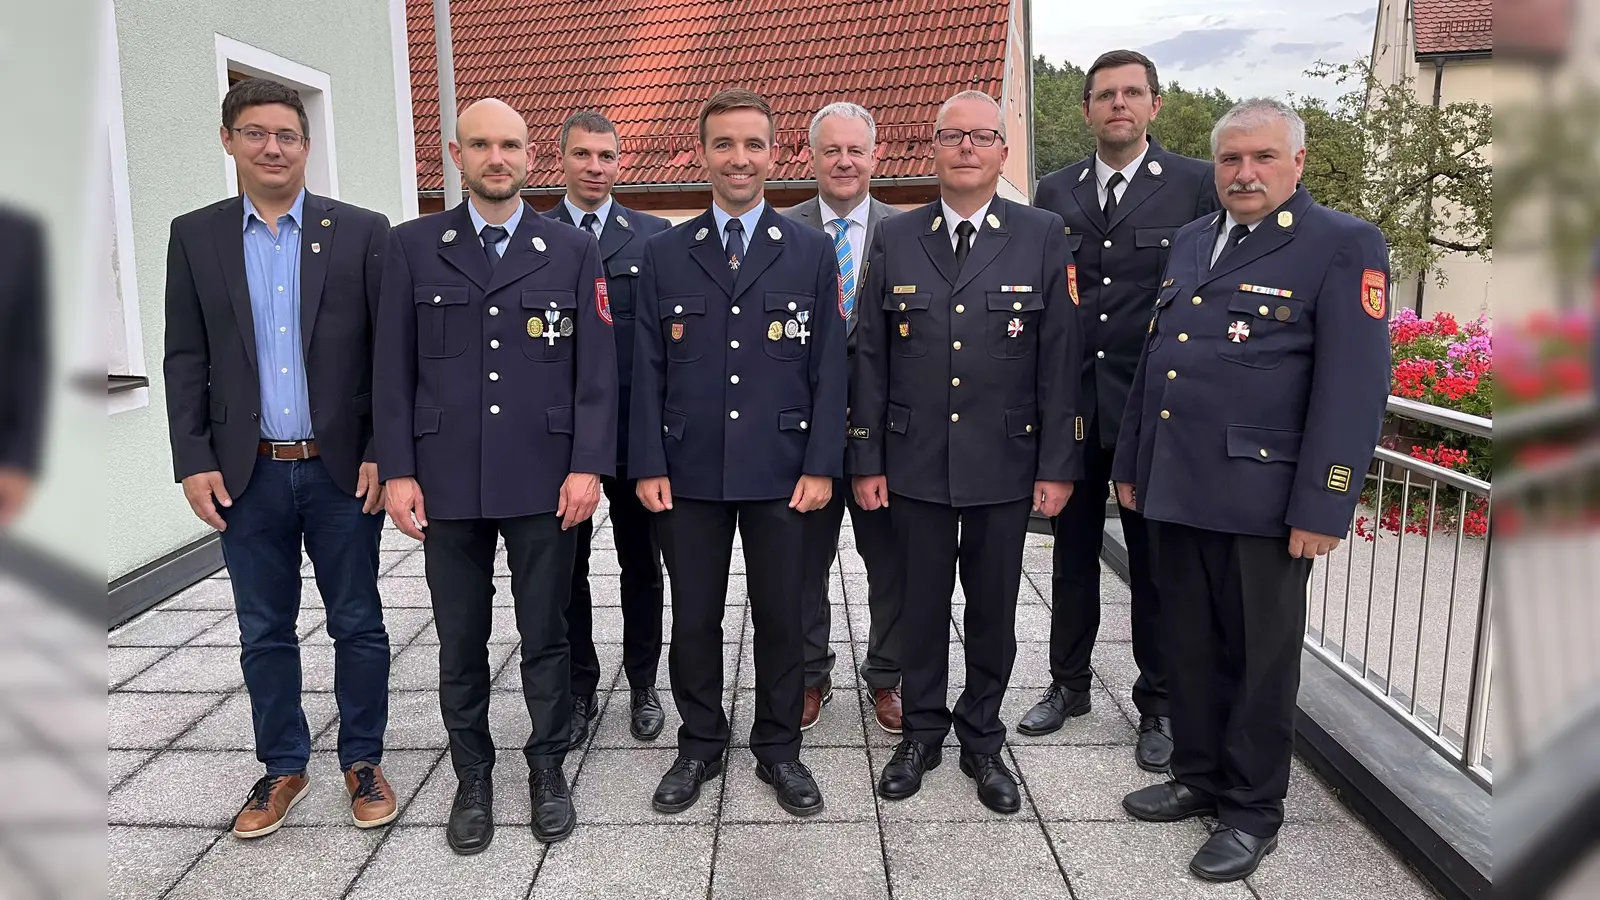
xmin=164 ymin=76 xmax=397 ymax=839
xmin=850 ymin=90 xmax=1083 ymax=814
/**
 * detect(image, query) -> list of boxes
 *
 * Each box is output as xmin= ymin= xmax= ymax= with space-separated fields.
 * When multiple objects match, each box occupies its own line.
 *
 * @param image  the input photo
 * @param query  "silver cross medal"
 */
xmin=543 ymin=310 xmax=562 ymax=347
xmin=795 ymin=310 xmax=811 ymax=345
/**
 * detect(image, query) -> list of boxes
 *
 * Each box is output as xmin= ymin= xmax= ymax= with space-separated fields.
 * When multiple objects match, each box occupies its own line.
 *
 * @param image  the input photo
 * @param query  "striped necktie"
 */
xmin=830 ymin=217 xmax=856 ymax=319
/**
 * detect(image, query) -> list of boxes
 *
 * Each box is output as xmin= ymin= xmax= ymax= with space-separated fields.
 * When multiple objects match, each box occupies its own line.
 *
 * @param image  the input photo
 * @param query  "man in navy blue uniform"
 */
xmin=630 ymin=89 xmax=846 ymax=818
xmin=1114 ymin=99 xmax=1391 ymax=882
xmin=375 ymin=98 xmax=617 ymax=851
xmin=851 ymin=90 xmax=1083 ymax=815
xmin=1025 ymin=50 xmax=1219 ymax=772
xmin=544 ymin=110 xmax=672 ymax=747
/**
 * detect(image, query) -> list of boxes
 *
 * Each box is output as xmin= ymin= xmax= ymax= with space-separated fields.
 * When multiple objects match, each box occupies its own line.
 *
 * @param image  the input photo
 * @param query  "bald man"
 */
xmin=375 ymin=98 xmax=618 ymax=852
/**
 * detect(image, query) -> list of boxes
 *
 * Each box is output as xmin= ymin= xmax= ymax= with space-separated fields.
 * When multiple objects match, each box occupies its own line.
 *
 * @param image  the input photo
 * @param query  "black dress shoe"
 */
xmin=755 ymin=760 xmax=825 ymax=817
xmin=446 ymin=775 xmax=494 ymax=855
xmin=529 ymin=767 xmax=575 ymax=843
xmin=1190 ymin=826 xmax=1278 ymax=882
xmin=630 ymin=687 xmax=665 ymax=741
xmin=1135 ymin=715 xmax=1174 ymax=773
xmin=1016 ymin=683 xmax=1092 ymax=736
xmin=1122 ymin=781 xmax=1216 ymax=822
xmin=568 ymin=694 xmax=596 ymax=750
xmin=959 ymin=752 xmax=1021 ymax=814
xmin=652 ymin=756 xmax=723 ymax=814
xmin=877 ymin=739 xmax=942 ymax=800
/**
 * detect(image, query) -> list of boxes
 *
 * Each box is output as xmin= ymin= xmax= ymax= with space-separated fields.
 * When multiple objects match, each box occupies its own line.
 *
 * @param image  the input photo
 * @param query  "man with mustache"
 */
xmin=1113 ymin=98 xmax=1390 ymax=882
xmin=375 ymin=97 xmax=617 ymax=851
xmin=1026 ymin=50 xmax=1219 ymax=773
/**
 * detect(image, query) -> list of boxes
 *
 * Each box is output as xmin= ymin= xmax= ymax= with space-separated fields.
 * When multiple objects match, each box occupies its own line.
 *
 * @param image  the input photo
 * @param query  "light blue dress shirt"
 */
xmin=563 ymin=195 xmax=614 ymax=241
xmin=242 ymin=189 xmax=312 ymax=441
xmin=467 ymin=200 xmax=524 ymax=259
xmin=711 ymin=201 xmax=767 ymax=250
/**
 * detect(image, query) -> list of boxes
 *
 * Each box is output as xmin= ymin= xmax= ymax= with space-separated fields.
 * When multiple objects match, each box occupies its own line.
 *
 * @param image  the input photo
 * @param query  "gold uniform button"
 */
xmin=953 ymin=341 xmax=962 ymax=350
xmin=951 ymin=378 xmax=961 ymax=387
xmin=1258 ymin=305 xmax=1269 ymax=316
xmin=1166 ymin=370 xmax=1176 ymax=379
xmin=1160 ymin=410 xmax=1171 ymax=419
xmin=950 ymin=413 xmax=960 ymax=422
xmin=1012 ymin=302 xmax=1022 ymax=311
xmin=1178 ymin=333 xmax=1189 ymax=342
xmin=1191 ymin=296 xmax=1202 ymax=305
xmin=1275 ymin=306 xmax=1291 ymax=322
xmin=955 ymin=304 xmax=965 ymax=314
xmin=1259 ymin=449 xmax=1269 ymax=458
xmin=899 ymin=302 xmax=907 ymax=311
xmin=1026 ymin=424 xmax=1034 ymax=433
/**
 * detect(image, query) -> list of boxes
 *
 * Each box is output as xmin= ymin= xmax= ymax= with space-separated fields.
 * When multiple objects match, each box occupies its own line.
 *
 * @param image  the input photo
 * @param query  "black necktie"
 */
xmin=1212 ymin=223 xmax=1251 ymax=271
xmin=480 ymin=224 xmax=508 ymax=270
xmin=1103 ymin=172 xmax=1125 ymax=223
xmin=954 ymin=220 xmax=975 ymax=272
xmin=725 ymin=219 xmax=745 ymax=271
xmin=579 ymin=212 xmax=599 ymax=239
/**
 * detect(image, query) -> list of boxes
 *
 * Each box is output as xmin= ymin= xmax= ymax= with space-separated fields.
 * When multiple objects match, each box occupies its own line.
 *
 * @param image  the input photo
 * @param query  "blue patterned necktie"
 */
xmin=724 ymin=218 xmax=745 ymax=271
xmin=830 ymin=217 xmax=856 ymax=319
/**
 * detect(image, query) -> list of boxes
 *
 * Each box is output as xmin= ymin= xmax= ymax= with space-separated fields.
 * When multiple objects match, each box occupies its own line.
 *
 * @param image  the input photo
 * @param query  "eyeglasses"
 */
xmin=934 ymin=128 xmax=1003 ymax=148
xmin=230 ymin=127 xmax=306 ymax=150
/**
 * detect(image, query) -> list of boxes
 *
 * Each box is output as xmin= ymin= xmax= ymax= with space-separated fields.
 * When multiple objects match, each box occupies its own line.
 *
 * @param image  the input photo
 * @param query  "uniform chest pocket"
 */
xmin=986 ymin=291 xmax=1044 ymax=359
xmin=659 ymin=293 xmax=706 ymax=364
xmin=605 ymin=257 xmax=643 ymax=320
xmin=521 ymin=290 xmax=578 ymax=362
xmin=1134 ymin=227 xmax=1178 ymax=288
xmin=883 ymin=291 xmax=931 ymax=358
xmin=1218 ymin=292 xmax=1304 ymax=369
xmin=1065 ymin=233 xmax=1084 ymax=254
xmin=414 ymin=286 xmax=471 ymax=359
xmin=763 ymin=291 xmax=814 ymax=362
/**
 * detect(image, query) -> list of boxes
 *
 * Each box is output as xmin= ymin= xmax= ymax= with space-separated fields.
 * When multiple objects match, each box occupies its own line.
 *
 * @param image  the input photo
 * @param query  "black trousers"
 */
xmin=424 ymin=514 xmax=576 ymax=776
xmin=1049 ymin=436 xmax=1166 ymax=715
xmin=799 ymin=478 xmax=902 ymax=690
xmin=893 ymin=493 xmax=1031 ymax=754
xmin=1149 ymin=520 xmax=1312 ymax=838
xmin=659 ymin=497 xmax=806 ymax=766
xmin=569 ymin=471 xmax=665 ymax=697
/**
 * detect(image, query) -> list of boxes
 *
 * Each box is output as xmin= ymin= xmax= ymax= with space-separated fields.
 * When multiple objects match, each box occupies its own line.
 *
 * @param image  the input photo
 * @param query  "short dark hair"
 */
xmin=560 ymin=110 xmax=618 ymax=152
xmin=1083 ymin=50 xmax=1161 ymax=104
xmin=223 ymin=77 xmax=311 ymax=138
xmin=697 ymin=88 xmax=774 ymax=145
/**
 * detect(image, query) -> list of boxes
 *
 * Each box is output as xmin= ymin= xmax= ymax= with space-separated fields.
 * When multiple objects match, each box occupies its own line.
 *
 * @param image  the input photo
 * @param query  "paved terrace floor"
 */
xmin=108 ymin=503 xmax=1441 ymax=900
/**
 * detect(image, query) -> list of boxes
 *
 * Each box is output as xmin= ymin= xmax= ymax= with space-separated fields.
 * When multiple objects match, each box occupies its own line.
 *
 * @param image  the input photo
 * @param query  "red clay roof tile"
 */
xmin=1413 ymin=0 xmax=1493 ymax=55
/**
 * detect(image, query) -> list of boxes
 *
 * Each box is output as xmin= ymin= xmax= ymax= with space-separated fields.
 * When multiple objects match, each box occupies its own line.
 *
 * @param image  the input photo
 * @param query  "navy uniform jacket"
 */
xmin=1034 ymin=136 xmax=1218 ymax=447
xmin=0 ymin=206 xmax=46 ymax=476
xmin=544 ymin=201 xmax=670 ymax=472
xmin=374 ymin=202 xmax=617 ymax=520
xmin=1111 ymin=186 xmax=1391 ymax=538
xmin=848 ymin=197 xmax=1084 ymax=507
xmin=628 ymin=203 xmax=847 ymax=501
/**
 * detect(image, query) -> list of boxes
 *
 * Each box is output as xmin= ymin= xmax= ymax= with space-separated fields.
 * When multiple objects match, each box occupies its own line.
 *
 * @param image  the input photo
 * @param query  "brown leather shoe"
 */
xmin=231 ymin=773 xmax=310 ymax=839
xmin=801 ymin=680 xmax=833 ymax=730
xmin=345 ymin=763 xmax=398 ymax=828
xmin=872 ymin=686 xmax=903 ymax=734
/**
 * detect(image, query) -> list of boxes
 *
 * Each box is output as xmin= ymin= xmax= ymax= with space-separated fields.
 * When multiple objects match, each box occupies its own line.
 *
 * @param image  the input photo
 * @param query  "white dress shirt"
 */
xmin=819 ymin=194 xmax=870 ymax=271
xmin=711 ymin=201 xmax=767 ymax=250
xmin=562 ymin=195 xmax=614 ymax=241
xmin=1094 ymin=143 xmax=1149 ymax=209
xmin=941 ymin=196 xmax=995 ymax=253
xmin=1210 ymin=212 xmax=1262 ymax=266
xmin=467 ymin=200 xmax=524 ymax=258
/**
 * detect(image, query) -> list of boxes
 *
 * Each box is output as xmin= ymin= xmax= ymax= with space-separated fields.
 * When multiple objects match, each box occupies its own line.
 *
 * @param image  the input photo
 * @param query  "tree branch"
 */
xmin=1428 ymin=236 xmax=1489 ymax=252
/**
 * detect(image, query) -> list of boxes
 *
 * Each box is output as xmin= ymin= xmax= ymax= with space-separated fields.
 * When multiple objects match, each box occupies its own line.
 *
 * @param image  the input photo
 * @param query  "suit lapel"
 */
xmin=1071 ymin=164 xmax=1108 ymax=234
xmin=687 ymin=210 xmax=734 ymax=297
xmin=917 ymin=203 xmax=959 ymax=287
xmin=544 ymin=203 xmax=574 ymax=227
xmin=953 ymin=197 xmax=1010 ymax=294
xmin=437 ymin=205 xmax=490 ymax=291
xmin=298 ymin=194 xmax=333 ymax=358
xmin=730 ymin=205 xmax=784 ymax=304
xmin=1107 ymin=156 xmax=1166 ymax=231
xmin=485 ymin=202 xmax=551 ymax=296
xmin=1199 ymin=188 xmax=1312 ymax=287
xmin=213 ymin=199 xmax=258 ymax=373
xmin=598 ymin=206 xmax=636 ymax=262
xmin=1194 ymin=212 xmax=1223 ymax=276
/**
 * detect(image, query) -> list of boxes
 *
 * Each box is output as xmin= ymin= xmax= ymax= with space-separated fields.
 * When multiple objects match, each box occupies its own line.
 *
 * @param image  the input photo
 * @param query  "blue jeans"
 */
xmin=218 ymin=455 xmax=387 ymax=776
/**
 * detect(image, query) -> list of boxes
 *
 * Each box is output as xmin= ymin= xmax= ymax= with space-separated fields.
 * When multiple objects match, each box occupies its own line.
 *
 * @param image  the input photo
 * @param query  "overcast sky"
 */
xmin=1033 ymin=1 xmax=1380 ymax=103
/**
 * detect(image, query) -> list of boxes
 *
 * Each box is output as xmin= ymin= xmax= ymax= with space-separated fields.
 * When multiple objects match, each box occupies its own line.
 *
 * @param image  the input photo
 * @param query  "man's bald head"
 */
xmin=449 ymin=98 xmax=532 ymax=204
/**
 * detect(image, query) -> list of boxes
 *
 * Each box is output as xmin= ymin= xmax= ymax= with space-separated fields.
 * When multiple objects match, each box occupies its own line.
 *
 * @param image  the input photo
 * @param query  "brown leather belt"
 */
xmin=258 ymin=440 xmax=320 ymax=460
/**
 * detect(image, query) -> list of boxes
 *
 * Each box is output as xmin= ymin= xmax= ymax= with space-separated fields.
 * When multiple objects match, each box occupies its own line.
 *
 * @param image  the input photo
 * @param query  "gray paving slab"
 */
xmin=530 ymin=824 xmax=714 ymax=900
xmin=120 ymin=647 xmax=247 ymax=692
xmin=1000 ymin=683 xmax=1139 ymax=746
xmin=108 ymin=750 xmax=153 ymax=790
xmin=590 ymin=687 xmax=725 ymax=750
xmin=175 ymin=691 xmax=337 ymax=751
xmin=107 ymin=827 xmax=221 ymax=900
xmin=712 ymin=823 xmax=888 ymax=900
xmin=164 ymin=826 xmax=382 ymax=900
xmin=1048 ymin=821 xmax=1250 ymax=900
xmin=374 ymin=574 xmax=436 ymax=607
xmin=108 ymin=691 xmax=223 ymax=749
xmin=108 ymin=749 xmax=268 ymax=826
xmin=158 ymin=578 xmax=239 ymax=610
xmin=108 ymin=610 xmax=229 ymax=647
xmin=345 ymin=825 xmax=544 ymax=900
xmin=883 ymin=821 xmax=1070 ymax=900
xmin=732 ymin=687 xmax=863 ymax=749
xmin=1247 ymin=821 xmax=1441 ymax=900
xmin=314 ymin=689 xmax=446 ymax=751
xmin=107 ymin=646 xmax=168 ymax=689
xmin=1012 ymin=745 xmax=1164 ymax=822
xmin=571 ymin=748 xmax=719 ymax=824
xmin=721 ymin=747 xmax=878 ymax=824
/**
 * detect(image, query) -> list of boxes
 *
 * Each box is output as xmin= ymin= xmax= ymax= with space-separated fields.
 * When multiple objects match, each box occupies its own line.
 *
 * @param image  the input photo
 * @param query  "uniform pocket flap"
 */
xmin=1135 ymin=226 xmax=1177 ymax=248
xmin=1226 ymin=425 xmax=1302 ymax=463
xmin=1005 ymin=404 xmax=1039 ymax=437
xmin=416 ymin=286 xmax=469 ymax=306
xmin=606 ymin=257 xmax=643 ymax=278
xmin=777 ymin=406 xmax=814 ymax=432
xmin=986 ymin=291 xmax=1044 ymax=312
xmin=765 ymin=291 xmax=813 ymax=313
xmin=658 ymin=294 xmax=706 ymax=319
xmin=1228 ymin=291 xmax=1302 ymax=322
xmin=886 ymin=403 xmax=911 ymax=435
xmin=662 ymin=408 xmax=687 ymax=440
xmin=209 ymin=400 xmax=227 ymax=423
xmin=547 ymin=405 xmax=574 ymax=435
xmin=882 ymin=292 xmax=931 ymax=312
xmin=1065 ymin=234 xmax=1083 ymax=253
xmin=522 ymin=289 xmax=578 ymax=311
xmin=414 ymin=406 xmax=442 ymax=436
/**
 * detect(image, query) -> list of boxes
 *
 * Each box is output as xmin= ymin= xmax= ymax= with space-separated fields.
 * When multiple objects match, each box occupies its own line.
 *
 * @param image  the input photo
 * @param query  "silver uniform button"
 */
xmin=490 ymin=405 xmax=501 ymax=415
xmin=674 ymin=305 xmax=684 ymax=314
xmin=800 ymin=421 xmax=809 ymax=430
xmin=1099 ymin=313 xmax=1108 ymax=322
xmin=729 ymin=410 xmax=740 ymax=419
xmin=1102 ymin=277 xmax=1111 ymax=285
xmin=730 ymin=375 xmax=740 ymax=384
xmin=490 ymin=339 xmax=500 ymax=349
xmin=489 ymin=372 xmax=499 ymax=381
xmin=489 ymin=306 xmax=499 ymax=316
xmin=787 ymin=302 xmax=797 ymax=311
xmin=630 ymin=265 xmax=639 ymax=274
xmin=1161 ymin=239 xmax=1170 ymax=247
xmin=1103 ymin=240 xmax=1112 ymax=248
xmin=731 ymin=306 xmax=740 ymax=315
xmin=1096 ymin=351 xmax=1105 ymax=359
xmin=730 ymin=340 xmax=740 ymax=349
xmin=433 ymin=295 xmax=442 ymax=304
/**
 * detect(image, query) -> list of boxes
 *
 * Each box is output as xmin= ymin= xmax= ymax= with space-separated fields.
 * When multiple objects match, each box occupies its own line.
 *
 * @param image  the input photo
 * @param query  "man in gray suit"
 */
xmin=784 ymin=102 xmax=904 ymax=733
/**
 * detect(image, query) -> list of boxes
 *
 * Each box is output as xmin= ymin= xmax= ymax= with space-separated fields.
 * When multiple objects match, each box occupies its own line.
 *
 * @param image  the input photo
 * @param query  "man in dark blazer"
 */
xmin=783 ymin=101 xmax=905 ymax=735
xmin=163 ymin=77 xmax=395 ymax=839
xmin=851 ymin=91 xmax=1083 ymax=815
xmin=1026 ymin=50 xmax=1220 ymax=772
xmin=631 ymin=89 xmax=846 ymax=819
xmin=375 ymin=98 xmax=617 ymax=851
xmin=544 ymin=110 xmax=672 ymax=747
xmin=0 ymin=205 xmax=46 ymax=529
xmin=1114 ymin=99 xmax=1390 ymax=882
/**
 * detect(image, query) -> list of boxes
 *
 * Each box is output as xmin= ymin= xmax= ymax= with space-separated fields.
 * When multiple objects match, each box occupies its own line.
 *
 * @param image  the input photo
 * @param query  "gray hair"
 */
xmin=935 ymin=90 xmax=1005 ymax=140
xmin=1210 ymin=97 xmax=1305 ymax=157
xmin=808 ymin=102 xmax=877 ymax=149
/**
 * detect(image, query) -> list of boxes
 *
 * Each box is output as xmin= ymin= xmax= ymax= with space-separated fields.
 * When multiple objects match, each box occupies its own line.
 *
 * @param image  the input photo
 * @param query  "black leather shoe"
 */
xmin=1016 ymin=683 xmax=1092 ymax=736
xmin=652 ymin=756 xmax=723 ymax=814
xmin=446 ymin=775 xmax=494 ymax=855
xmin=878 ymin=739 xmax=942 ymax=800
xmin=959 ymin=752 xmax=1021 ymax=814
xmin=755 ymin=760 xmax=825 ymax=817
xmin=568 ymin=693 xmax=596 ymax=750
xmin=1136 ymin=716 xmax=1174 ymax=773
xmin=1190 ymin=826 xmax=1278 ymax=882
xmin=1122 ymin=781 xmax=1216 ymax=822
xmin=529 ymin=767 xmax=575 ymax=843
xmin=630 ymin=687 xmax=665 ymax=741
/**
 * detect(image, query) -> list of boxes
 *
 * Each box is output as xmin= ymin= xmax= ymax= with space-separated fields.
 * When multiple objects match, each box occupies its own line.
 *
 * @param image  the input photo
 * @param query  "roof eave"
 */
xmin=415 ymin=176 xmax=942 ymax=198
